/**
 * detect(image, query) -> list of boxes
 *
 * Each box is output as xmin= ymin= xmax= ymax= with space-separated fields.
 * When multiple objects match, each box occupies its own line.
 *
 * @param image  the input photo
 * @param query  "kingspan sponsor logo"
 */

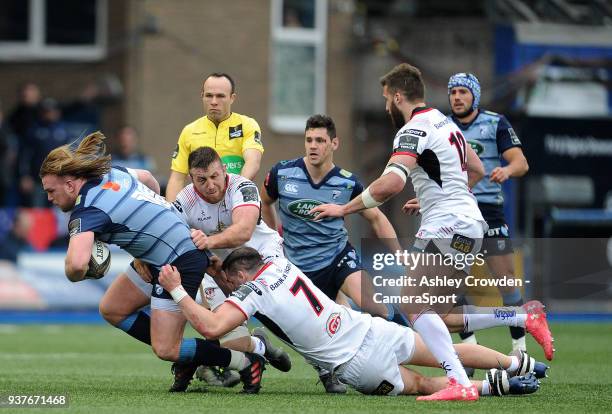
xmin=287 ymin=199 xmax=323 ymax=220
xmin=494 ymin=309 xmax=516 ymax=320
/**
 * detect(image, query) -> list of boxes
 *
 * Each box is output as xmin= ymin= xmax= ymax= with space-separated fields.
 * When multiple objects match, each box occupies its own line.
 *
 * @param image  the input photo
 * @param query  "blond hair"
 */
xmin=39 ymin=131 xmax=111 ymax=179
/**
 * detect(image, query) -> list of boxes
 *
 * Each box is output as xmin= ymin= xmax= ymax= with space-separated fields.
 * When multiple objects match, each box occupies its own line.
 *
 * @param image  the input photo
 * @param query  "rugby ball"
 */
xmin=85 ymin=240 xmax=111 ymax=279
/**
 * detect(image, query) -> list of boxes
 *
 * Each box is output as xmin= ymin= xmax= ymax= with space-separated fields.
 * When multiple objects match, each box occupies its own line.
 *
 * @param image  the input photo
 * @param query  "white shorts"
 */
xmin=337 ymin=317 xmax=415 ymax=396
xmin=415 ymin=214 xmax=487 ymax=273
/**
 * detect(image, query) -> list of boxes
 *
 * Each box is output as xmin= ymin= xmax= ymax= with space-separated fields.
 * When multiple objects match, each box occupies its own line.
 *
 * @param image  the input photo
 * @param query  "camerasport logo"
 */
xmin=326 ymin=312 xmax=341 ymax=337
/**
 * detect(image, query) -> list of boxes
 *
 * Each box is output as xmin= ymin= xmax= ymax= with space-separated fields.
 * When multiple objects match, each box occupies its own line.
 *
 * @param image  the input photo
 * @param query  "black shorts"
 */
xmin=478 ymin=203 xmax=514 ymax=257
xmin=304 ymin=242 xmax=363 ymax=301
xmin=151 ymin=249 xmax=209 ymax=300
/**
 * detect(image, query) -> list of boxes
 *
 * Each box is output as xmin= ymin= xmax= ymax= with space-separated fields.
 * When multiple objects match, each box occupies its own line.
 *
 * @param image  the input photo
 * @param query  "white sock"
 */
xmin=251 ymin=336 xmax=266 ymax=356
xmin=463 ymin=305 xmax=527 ymax=331
xmin=228 ymin=350 xmax=249 ymax=370
xmin=507 ymin=355 xmax=519 ymax=373
xmin=413 ymin=311 xmax=471 ymax=387
xmin=512 ymin=336 xmax=526 ymax=352
xmin=461 ymin=333 xmax=478 ymax=344
xmin=480 ymin=380 xmax=491 ymax=396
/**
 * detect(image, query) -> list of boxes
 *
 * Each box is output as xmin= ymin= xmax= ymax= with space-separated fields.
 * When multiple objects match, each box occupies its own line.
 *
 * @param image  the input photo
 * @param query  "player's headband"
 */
xmin=448 ymin=72 xmax=481 ymax=110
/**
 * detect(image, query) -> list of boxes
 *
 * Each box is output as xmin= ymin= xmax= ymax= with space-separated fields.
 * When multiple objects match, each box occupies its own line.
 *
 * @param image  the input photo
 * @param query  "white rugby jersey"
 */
xmin=226 ymin=258 xmax=372 ymax=371
xmin=392 ymin=107 xmax=484 ymax=225
xmin=173 ymin=173 xmax=283 ymax=261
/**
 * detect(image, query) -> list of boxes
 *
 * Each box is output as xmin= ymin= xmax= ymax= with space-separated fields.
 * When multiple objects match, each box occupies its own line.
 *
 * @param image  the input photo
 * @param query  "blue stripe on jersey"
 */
xmin=269 ymin=158 xmax=363 ymax=272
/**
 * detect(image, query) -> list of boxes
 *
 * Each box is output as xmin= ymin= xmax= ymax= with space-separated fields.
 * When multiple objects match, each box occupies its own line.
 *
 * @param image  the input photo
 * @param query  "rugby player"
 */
xmin=41 ymin=132 xmax=265 ymax=393
xmin=311 ymin=63 xmax=552 ymax=400
xmin=158 ymin=247 xmax=546 ymax=399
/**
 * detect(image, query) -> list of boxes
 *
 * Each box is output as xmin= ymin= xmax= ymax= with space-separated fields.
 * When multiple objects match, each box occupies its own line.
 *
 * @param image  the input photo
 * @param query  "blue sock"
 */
xmin=116 ymin=309 xmax=151 ymax=345
xmin=178 ymin=338 xmax=232 ymax=367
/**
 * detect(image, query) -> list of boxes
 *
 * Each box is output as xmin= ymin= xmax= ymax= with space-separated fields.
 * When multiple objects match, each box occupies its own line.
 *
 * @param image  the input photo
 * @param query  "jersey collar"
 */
xmin=252 ymin=261 xmax=273 ymax=280
xmin=411 ymin=106 xmax=433 ymax=119
xmin=298 ymin=158 xmax=339 ymax=189
xmin=451 ymin=109 xmax=481 ymax=130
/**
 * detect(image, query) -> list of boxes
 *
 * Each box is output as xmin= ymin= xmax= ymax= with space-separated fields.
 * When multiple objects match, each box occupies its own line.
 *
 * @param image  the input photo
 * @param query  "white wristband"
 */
xmin=170 ymin=286 xmax=188 ymax=303
xmin=361 ymin=187 xmax=383 ymax=209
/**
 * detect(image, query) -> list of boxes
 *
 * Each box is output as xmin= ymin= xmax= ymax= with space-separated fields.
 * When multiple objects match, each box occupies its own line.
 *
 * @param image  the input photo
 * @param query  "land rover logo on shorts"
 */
xmin=326 ymin=312 xmax=341 ymax=337
xmin=287 ymin=199 xmax=323 ymax=221
xmin=468 ymin=140 xmax=483 ymax=156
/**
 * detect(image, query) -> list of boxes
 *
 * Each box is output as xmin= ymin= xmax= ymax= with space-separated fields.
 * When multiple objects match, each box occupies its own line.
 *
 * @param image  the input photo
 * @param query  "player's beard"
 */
xmin=388 ymin=101 xmax=406 ymax=130
xmin=452 ymin=106 xmax=474 ymax=119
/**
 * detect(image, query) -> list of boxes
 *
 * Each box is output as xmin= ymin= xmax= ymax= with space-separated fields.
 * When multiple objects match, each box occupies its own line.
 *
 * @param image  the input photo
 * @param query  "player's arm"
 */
xmin=192 ymin=205 xmax=259 ymax=250
xmin=490 ymin=147 xmax=529 ymax=183
xmin=312 ymin=154 xmax=414 ymax=219
xmin=158 ymin=265 xmax=246 ymax=338
xmin=129 ymin=168 xmax=160 ymax=194
xmin=260 ymin=183 xmax=279 ymax=231
xmin=466 ymin=144 xmax=485 ymax=188
xmin=359 ymin=207 xmax=402 ymax=252
xmin=240 ymin=149 xmax=262 ymax=181
xmin=165 ymin=170 xmax=187 ymax=202
xmin=65 ymin=231 xmax=95 ymax=282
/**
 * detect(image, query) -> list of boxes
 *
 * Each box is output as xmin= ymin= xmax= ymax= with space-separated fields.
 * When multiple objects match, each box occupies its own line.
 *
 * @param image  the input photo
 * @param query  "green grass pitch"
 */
xmin=1 ymin=322 xmax=611 ymax=413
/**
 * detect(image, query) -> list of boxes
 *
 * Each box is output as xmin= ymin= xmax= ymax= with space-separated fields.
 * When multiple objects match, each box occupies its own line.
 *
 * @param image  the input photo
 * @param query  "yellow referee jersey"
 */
xmin=171 ymin=112 xmax=264 ymax=174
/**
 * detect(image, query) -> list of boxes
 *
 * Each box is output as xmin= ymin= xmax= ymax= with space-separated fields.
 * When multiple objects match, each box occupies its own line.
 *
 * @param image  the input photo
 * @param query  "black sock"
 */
xmin=192 ymin=338 xmax=232 ymax=367
xmin=118 ymin=310 xmax=151 ymax=345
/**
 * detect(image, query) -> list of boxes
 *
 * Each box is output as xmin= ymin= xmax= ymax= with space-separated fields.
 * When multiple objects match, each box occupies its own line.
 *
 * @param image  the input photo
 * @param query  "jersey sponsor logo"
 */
xmin=245 ymin=282 xmax=263 ymax=295
xmin=287 ymin=199 xmax=323 ymax=221
xmin=372 ymin=380 xmax=395 ymax=395
xmin=284 ymin=183 xmax=298 ymax=194
xmin=68 ymin=218 xmax=81 ymax=237
xmin=172 ymin=144 xmax=179 ymax=159
xmin=326 ymin=312 xmax=341 ymax=337
xmin=232 ymin=284 xmax=256 ymax=301
xmin=487 ymin=224 xmax=509 ymax=237
xmin=508 ymin=128 xmax=521 ymax=145
xmin=406 ymin=128 xmax=427 ymax=137
xmin=468 ymin=140 xmax=484 ymax=156
xmin=155 ymin=284 xmax=164 ymax=295
xmin=254 ymin=130 xmax=262 ymax=145
xmin=434 ymin=118 xmax=451 ymax=129
xmin=394 ymin=134 xmax=419 ymax=154
xmin=339 ymin=169 xmax=352 ymax=178
xmin=101 ymin=181 xmax=121 ymax=191
xmin=229 ymin=124 xmax=243 ymax=139
xmin=172 ymin=200 xmax=184 ymax=213
xmin=240 ymin=186 xmax=259 ymax=203
xmin=450 ymin=234 xmax=475 ymax=253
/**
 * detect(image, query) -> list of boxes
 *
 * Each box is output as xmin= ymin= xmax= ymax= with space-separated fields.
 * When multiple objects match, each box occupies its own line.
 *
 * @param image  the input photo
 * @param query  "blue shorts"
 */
xmin=479 ymin=203 xmax=514 ymax=257
xmin=150 ymin=249 xmax=209 ymax=311
xmin=304 ymin=242 xmax=363 ymax=300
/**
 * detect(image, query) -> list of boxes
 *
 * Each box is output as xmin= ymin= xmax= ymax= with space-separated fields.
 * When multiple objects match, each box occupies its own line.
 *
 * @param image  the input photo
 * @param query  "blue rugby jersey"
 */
xmin=68 ymin=167 xmax=196 ymax=267
xmin=450 ymin=110 xmax=522 ymax=205
xmin=264 ymin=158 xmax=363 ymax=272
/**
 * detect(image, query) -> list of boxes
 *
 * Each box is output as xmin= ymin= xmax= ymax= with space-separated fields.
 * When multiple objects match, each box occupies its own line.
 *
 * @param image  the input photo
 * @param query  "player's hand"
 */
xmin=133 ymin=259 xmax=153 ymax=283
xmin=401 ymin=198 xmax=420 ymax=215
xmin=191 ymin=229 xmax=209 ymax=250
xmin=489 ymin=167 xmax=510 ymax=183
xmin=206 ymin=255 xmax=223 ymax=278
xmin=158 ymin=264 xmax=181 ymax=291
xmin=309 ymin=204 xmax=344 ymax=220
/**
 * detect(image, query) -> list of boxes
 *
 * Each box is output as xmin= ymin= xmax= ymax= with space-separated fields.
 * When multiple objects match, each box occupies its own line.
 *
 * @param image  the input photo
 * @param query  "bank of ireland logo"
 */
xmin=287 ymin=199 xmax=323 ymax=220
xmin=326 ymin=312 xmax=341 ymax=337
